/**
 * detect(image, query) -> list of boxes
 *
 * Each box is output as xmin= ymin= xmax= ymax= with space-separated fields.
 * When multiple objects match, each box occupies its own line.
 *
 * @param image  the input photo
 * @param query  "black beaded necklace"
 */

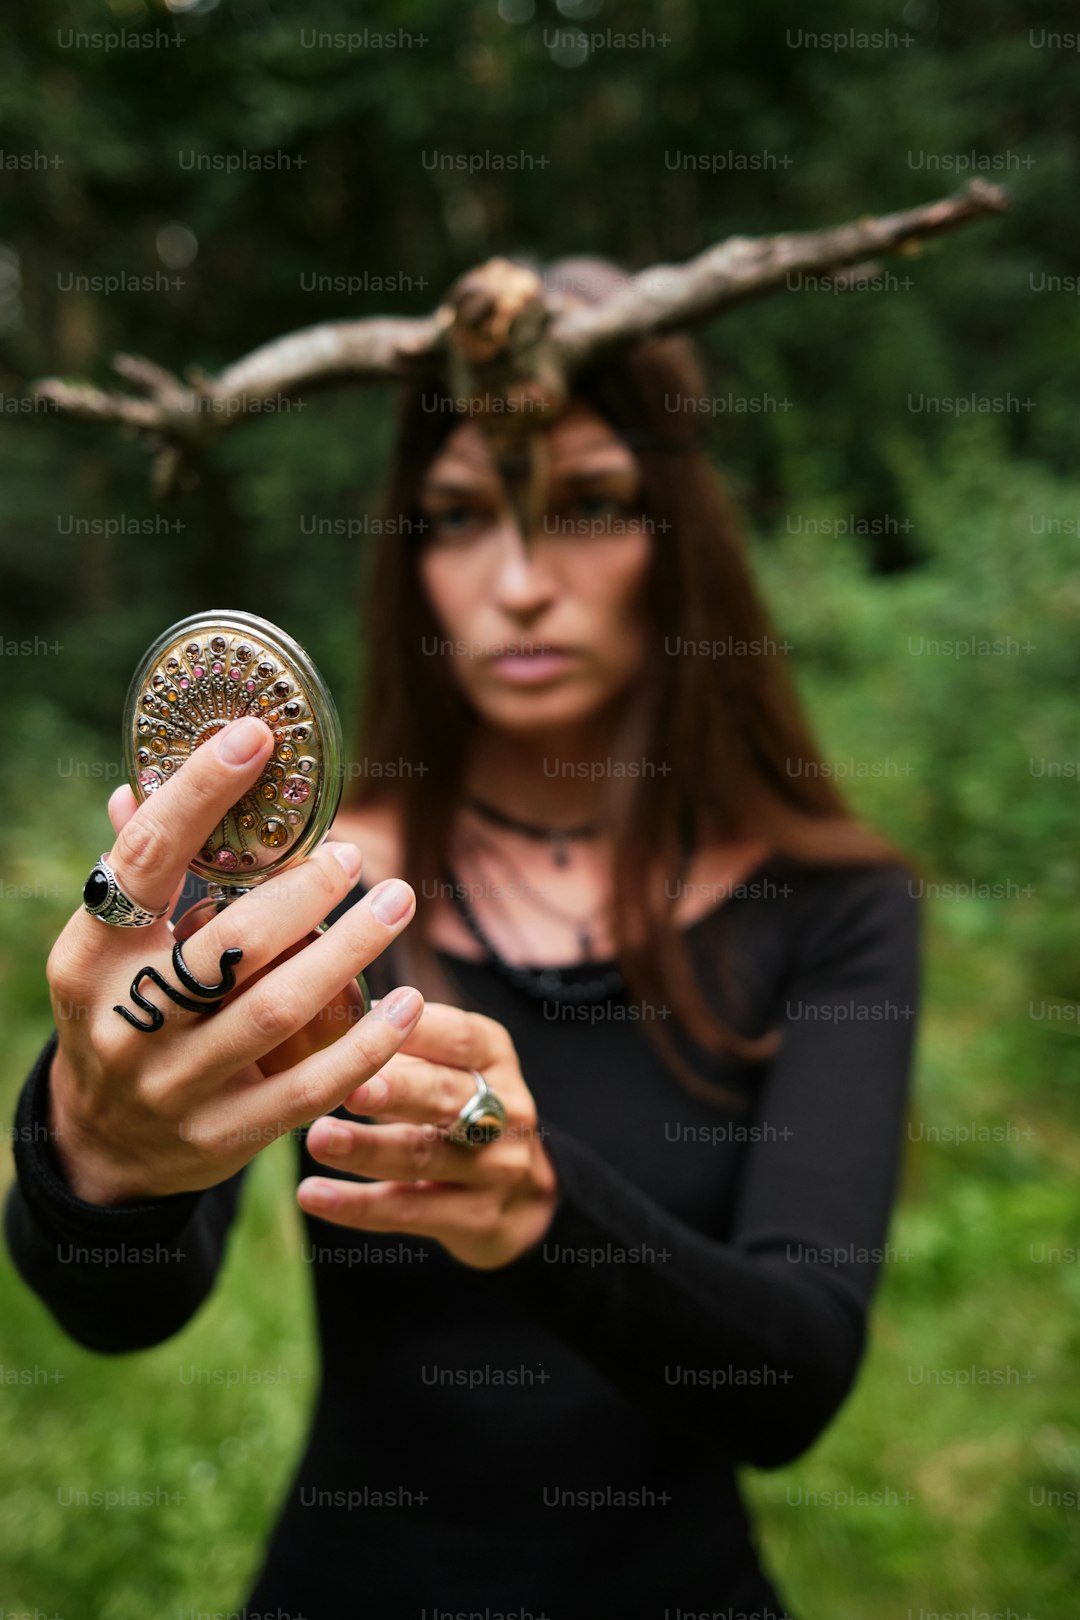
xmin=441 ymin=804 xmax=696 ymax=1006
xmin=442 ymin=862 xmax=624 ymax=1004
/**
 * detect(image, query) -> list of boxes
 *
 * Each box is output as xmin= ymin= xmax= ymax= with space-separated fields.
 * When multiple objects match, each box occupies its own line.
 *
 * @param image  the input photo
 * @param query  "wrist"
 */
xmin=46 ymin=1046 xmax=149 ymax=1207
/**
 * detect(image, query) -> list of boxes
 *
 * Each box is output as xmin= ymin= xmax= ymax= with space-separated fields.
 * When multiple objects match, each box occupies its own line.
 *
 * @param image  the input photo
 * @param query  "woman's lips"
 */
xmin=489 ymin=648 xmax=579 ymax=684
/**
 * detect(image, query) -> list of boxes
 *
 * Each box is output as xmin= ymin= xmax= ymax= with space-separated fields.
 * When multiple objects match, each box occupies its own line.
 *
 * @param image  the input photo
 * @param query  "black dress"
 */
xmin=5 ymin=855 xmax=920 ymax=1620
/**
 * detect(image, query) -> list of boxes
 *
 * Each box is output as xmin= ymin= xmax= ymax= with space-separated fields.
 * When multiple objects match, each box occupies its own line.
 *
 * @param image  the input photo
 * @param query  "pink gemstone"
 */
xmin=229 ymin=668 xmax=241 ymax=680
xmin=282 ymin=777 xmax=311 ymax=805
xmin=179 ymin=677 xmax=189 ymax=689
xmin=245 ymin=680 xmax=255 ymax=691
xmin=193 ymin=666 xmax=204 ymax=679
xmin=138 ymin=769 xmax=162 ymax=793
xmin=212 ymin=661 xmax=223 ymax=674
xmin=215 ymin=848 xmax=239 ymax=868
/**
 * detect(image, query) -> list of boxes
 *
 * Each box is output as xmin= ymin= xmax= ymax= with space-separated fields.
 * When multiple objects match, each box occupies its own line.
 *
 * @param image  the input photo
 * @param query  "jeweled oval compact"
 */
xmin=121 ymin=609 xmax=370 ymax=1067
xmin=123 ymin=609 xmax=343 ymax=888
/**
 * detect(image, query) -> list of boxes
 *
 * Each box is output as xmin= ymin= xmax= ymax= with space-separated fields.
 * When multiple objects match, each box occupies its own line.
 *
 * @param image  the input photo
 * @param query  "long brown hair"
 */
xmin=345 ymin=256 xmax=896 ymax=1102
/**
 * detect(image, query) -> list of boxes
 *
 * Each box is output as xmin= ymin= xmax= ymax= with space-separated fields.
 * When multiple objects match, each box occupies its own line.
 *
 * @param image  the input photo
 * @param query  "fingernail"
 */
xmin=368 ymin=878 xmax=413 ymax=925
xmin=326 ymin=842 xmax=363 ymax=881
xmin=322 ymin=1121 xmax=352 ymax=1151
xmin=377 ymin=986 xmax=423 ymax=1028
xmin=217 ymin=717 xmax=270 ymax=765
xmin=354 ymin=1074 xmax=389 ymax=1108
xmin=301 ymin=1180 xmax=339 ymax=1210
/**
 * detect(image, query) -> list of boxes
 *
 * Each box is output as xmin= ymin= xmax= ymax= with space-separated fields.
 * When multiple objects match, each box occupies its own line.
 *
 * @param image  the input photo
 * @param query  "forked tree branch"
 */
xmin=33 ymin=178 xmax=1007 ymax=497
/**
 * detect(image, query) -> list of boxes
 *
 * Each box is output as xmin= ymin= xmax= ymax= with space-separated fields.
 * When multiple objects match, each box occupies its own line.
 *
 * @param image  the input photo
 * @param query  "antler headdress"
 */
xmin=35 ymin=179 xmax=1006 ymax=536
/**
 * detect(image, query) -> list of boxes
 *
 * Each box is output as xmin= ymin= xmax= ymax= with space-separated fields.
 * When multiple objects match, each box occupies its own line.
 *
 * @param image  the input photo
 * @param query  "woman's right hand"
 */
xmin=44 ymin=715 xmax=423 ymax=1208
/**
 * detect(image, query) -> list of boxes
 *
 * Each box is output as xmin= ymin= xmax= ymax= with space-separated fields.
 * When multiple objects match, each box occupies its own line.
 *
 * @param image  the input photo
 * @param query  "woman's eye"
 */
xmin=559 ymin=494 xmax=634 ymax=529
xmin=427 ymin=504 xmax=482 ymax=542
xmin=578 ymin=495 xmax=617 ymax=519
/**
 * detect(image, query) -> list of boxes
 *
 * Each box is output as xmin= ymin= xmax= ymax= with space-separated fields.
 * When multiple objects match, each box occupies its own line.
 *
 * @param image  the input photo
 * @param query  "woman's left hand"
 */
xmin=297 ymin=1001 xmax=559 ymax=1269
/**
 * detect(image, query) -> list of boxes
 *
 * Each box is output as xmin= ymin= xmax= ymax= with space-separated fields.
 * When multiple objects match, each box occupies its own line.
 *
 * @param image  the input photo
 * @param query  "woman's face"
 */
xmin=416 ymin=401 xmax=653 ymax=735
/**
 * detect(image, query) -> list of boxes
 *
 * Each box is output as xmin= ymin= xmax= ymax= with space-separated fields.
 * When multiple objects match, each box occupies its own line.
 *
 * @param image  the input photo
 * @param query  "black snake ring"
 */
xmin=113 ymin=940 xmax=245 ymax=1033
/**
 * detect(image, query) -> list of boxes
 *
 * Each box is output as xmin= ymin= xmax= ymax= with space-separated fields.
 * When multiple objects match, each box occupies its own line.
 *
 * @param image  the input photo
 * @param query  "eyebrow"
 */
xmin=420 ymin=476 xmax=492 ymax=497
xmin=420 ymin=458 xmax=639 ymax=498
xmin=557 ymin=462 xmax=640 ymax=487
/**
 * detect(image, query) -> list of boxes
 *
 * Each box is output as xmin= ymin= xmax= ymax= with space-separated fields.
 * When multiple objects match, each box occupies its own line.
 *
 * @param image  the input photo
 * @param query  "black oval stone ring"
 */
xmin=446 ymin=1069 xmax=508 ymax=1150
xmin=82 ymin=853 xmax=170 ymax=928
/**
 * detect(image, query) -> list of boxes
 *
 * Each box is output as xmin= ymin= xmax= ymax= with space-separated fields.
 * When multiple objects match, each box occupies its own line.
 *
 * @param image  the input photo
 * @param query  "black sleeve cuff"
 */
xmin=9 ymin=1030 xmax=206 ymax=1246
xmin=477 ymin=1112 xmax=669 ymax=1298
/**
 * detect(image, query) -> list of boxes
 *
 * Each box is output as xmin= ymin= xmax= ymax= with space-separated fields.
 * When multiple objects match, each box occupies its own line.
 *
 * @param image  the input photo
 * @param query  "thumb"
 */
xmin=105 ymin=785 xmax=187 ymax=926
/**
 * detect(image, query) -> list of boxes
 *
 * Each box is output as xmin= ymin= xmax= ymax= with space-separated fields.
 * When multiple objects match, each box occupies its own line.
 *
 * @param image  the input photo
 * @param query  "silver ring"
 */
xmin=447 ymin=1068 xmax=507 ymax=1150
xmin=82 ymin=853 xmax=169 ymax=928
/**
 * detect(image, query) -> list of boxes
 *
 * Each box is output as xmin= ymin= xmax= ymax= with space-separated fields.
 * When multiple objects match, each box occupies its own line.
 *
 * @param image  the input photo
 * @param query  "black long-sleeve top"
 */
xmin=5 ymin=855 xmax=920 ymax=1620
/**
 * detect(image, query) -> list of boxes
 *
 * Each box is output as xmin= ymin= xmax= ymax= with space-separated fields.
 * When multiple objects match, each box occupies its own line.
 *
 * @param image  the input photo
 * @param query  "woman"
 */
xmin=5 ymin=258 xmax=919 ymax=1619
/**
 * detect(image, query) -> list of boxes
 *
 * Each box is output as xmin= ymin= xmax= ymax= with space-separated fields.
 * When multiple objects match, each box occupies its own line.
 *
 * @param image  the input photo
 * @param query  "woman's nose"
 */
xmin=489 ymin=520 xmax=559 ymax=615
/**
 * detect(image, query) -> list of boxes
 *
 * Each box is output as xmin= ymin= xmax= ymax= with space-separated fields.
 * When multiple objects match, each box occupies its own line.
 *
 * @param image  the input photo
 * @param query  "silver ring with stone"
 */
xmin=447 ymin=1069 xmax=508 ymax=1150
xmin=82 ymin=853 xmax=170 ymax=928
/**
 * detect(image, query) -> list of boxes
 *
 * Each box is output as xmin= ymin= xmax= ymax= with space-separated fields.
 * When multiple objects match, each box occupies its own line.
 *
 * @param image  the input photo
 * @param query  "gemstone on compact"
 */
xmin=138 ymin=768 xmax=162 ymax=792
xmin=258 ymin=817 xmax=289 ymax=848
xmin=282 ymin=776 xmax=311 ymax=805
